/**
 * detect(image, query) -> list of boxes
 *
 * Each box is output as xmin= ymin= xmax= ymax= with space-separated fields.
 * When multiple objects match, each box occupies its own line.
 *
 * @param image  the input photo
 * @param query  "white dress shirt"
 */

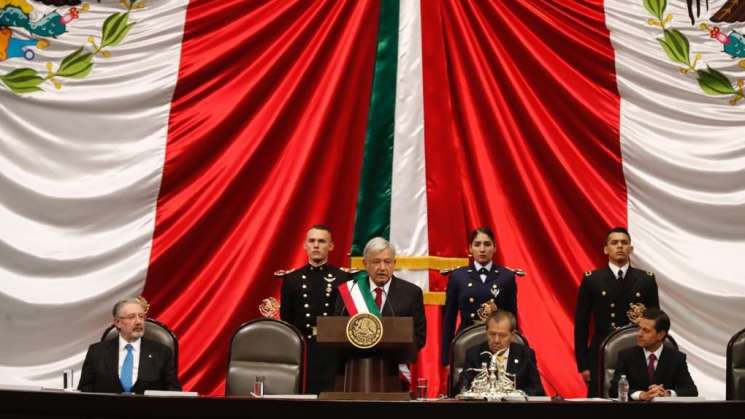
xmin=369 ymin=277 xmax=392 ymax=309
xmin=118 ymin=335 xmax=141 ymax=385
xmin=474 ymin=261 xmax=493 ymax=283
xmin=609 ymin=262 xmax=629 ymax=279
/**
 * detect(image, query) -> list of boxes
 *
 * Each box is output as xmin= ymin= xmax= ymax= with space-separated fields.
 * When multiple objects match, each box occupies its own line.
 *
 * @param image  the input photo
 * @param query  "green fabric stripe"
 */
xmin=355 ymin=272 xmax=381 ymax=317
xmin=351 ymin=0 xmax=399 ymax=256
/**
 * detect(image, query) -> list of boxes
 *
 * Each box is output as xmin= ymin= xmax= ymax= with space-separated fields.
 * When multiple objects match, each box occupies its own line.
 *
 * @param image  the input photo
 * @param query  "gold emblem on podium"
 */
xmin=346 ymin=313 xmax=383 ymax=349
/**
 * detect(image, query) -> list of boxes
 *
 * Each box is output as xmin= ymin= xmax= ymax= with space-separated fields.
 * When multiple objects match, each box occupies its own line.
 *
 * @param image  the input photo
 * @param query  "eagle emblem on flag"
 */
xmin=0 ymin=0 xmax=143 ymax=94
xmin=643 ymin=0 xmax=744 ymax=106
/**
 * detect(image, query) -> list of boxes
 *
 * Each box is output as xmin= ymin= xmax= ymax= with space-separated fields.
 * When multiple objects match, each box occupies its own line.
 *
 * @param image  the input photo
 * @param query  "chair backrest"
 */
xmin=598 ymin=324 xmax=678 ymax=397
xmin=101 ymin=318 xmax=179 ymax=366
xmin=726 ymin=327 xmax=745 ymax=401
xmin=226 ymin=318 xmax=305 ymax=396
xmin=448 ymin=323 xmax=528 ymax=397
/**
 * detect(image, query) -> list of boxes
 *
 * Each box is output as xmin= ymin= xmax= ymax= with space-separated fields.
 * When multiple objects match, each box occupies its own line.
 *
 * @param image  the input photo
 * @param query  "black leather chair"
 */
xmin=101 ymin=318 xmax=179 ymax=366
xmin=226 ymin=318 xmax=306 ymax=396
xmin=726 ymin=327 xmax=745 ymax=400
xmin=597 ymin=325 xmax=678 ymax=397
xmin=448 ymin=323 xmax=528 ymax=397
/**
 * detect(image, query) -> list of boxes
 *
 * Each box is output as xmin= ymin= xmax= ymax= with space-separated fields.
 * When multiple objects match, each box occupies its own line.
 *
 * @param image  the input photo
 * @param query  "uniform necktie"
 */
xmin=374 ymin=287 xmax=383 ymax=310
xmin=617 ymin=269 xmax=624 ymax=281
xmin=479 ymin=267 xmax=488 ymax=275
xmin=647 ymin=353 xmax=657 ymax=383
xmin=120 ymin=344 xmax=134 ymax=392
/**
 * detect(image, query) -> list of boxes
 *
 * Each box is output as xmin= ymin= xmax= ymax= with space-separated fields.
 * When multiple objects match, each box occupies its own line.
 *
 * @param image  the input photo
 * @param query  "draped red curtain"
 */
xmin=142 ymin=0 xmax=627 ymax=398
xmin=422 ymin=0 xmax=625 ymax=397
xmin=144 ymin=0 xmax=380 ymax=395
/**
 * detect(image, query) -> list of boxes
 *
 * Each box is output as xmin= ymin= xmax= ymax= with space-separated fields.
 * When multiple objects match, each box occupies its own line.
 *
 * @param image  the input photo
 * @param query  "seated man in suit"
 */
xmin=78 ymin=297 xmax=181 ymax=394
xmin=456 ymin=310 xmax=544 ymax=396
xmin=610 ymin=308 xmax=697 ymax=400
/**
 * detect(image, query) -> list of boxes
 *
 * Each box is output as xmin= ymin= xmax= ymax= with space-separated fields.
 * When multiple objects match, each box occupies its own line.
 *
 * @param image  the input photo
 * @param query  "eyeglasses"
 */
xmin=118 ymin=313 xmax=146 ymax=321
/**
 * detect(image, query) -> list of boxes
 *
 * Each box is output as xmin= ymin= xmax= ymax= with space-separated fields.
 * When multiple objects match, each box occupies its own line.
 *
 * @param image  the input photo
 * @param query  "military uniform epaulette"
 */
xmin=504 ymin=266 xmax=526 ymax=277
xmin=439 ymin=265 xmax=467 ymax=275
xmin=273 ymin=268 xmax=296 ymax=277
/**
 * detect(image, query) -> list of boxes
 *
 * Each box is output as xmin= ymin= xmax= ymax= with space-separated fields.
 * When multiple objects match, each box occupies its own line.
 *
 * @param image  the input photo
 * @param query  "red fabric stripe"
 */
xmin=337 ymin=282 xmax=358 ymax=316
xmin=144 ymin=0 xmax=380 ymax=395
xmin=422 ymin=0 xmax=624 ymax=397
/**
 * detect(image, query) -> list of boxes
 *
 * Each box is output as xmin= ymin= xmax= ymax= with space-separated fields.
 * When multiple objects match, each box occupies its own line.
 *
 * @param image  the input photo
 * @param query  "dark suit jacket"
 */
xmin=574 ymin=266 xmax=659 ymax=396
xmin=609 ymin=346 xmax=698 ymax=398
xmin=456 ymin=342 xmax=545 ymax=396
xmin=78 ymin=337 xmax=181 ymax=394
xmin=335 ymin=275 xmax=426 ymax=351
xmin=442 ymin=264 xmax=517 ymax=364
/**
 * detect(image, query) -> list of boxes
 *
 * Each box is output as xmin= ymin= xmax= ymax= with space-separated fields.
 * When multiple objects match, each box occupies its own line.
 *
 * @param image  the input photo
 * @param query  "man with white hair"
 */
xmin=335 ymin=237 xmax=426 ymax=349
xmin=78 ymin=297 xmax=181 ymax=394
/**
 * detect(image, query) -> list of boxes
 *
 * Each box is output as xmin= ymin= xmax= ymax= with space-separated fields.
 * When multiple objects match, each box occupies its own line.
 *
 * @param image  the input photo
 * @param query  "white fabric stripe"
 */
xmin=605 ymin=0 xmax=745 ymax=400
xmin=0 ymin=0 xmax=188 ymax=388
xmin=390 ymin=0 xmax=428 ymax=290
xmin=347 ymin=281 xmax=371 ymax=314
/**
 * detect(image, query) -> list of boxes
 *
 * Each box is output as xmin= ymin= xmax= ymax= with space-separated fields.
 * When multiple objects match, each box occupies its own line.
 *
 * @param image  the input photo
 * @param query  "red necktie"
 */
xmin=374 ymin=287 xmax=383 ymax=310
xmin=647 ymin=353 xmax=657 ymax=383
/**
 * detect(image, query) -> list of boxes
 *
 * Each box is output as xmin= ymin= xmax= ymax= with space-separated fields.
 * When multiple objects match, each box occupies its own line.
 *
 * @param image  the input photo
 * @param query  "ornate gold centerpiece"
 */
xmin=456 ymin=350 xmax=527 ymax=401
xmin=345 ymin=313 xmax=383 ymax=349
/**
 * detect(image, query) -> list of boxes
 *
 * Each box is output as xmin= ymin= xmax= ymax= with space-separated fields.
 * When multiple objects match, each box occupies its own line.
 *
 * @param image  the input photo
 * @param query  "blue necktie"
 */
xmin=120 ymin=344 xmax=134 ymax=392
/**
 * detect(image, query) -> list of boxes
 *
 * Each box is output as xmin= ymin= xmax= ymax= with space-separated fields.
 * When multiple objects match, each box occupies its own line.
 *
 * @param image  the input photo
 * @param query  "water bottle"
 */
xmin=618 ymin=374 xmax=629 ymax=402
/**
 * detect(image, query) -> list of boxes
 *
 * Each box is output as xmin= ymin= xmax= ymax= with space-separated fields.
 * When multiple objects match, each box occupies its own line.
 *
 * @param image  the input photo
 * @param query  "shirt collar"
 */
xmin=643 ymin=345 xmax=663 ymax=362
xmin=118 ymin=335 xmax=141 ymax=353
xmin=369 ymin=276 xmax=391 ymax=294
xmin=307 ymin=261 xmax=327 ymax=271
xmin=609 ymin=262 xmax=630 ymax=278
xmin=474 ymin=261 xmax=493 ymax=272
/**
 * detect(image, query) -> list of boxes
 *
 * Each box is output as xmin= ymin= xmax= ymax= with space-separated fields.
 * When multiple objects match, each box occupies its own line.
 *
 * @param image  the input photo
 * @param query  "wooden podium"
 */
xmin=316 ymin=316 xmax=415 ymax=400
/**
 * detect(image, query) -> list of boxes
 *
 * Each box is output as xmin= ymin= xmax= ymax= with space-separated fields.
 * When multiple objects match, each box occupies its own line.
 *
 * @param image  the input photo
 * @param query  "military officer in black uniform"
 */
xmin=279 ymin=225 xmax=351 ymax=394
xmin=574 ymin=226 xmax=660 ymax=397
xmin=441 ymin=227 xmax=518 ymax=365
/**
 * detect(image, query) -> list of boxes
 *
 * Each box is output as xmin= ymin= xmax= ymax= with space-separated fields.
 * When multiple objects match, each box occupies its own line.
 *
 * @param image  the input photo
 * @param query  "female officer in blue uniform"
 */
xmin=441 ymin=227 xmax=518 ymax=364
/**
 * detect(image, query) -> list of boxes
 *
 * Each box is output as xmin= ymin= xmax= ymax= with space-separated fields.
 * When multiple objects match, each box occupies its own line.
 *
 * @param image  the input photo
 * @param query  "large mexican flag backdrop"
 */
xmin=1 ymin=0 xmax=743 ymax=399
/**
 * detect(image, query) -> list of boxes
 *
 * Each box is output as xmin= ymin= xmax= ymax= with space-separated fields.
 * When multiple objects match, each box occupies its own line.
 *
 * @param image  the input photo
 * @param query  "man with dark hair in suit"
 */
xmin=279 ymin=225 xmax=351 ymax=393
xmin=456 ymin=310 xmax=544 ymax=396
xmin=575 ymin=226 xmax=660 ymax=397
xmin=78 ymin=297 xmax=181 ymax=394
xmin=609 ymin=308 xmax=697 ymax=400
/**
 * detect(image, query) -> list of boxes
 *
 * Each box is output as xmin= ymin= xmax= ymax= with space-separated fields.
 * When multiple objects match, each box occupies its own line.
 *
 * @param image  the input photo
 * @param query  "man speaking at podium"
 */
xmin=335 ymin=237 xmax=426 ymax=350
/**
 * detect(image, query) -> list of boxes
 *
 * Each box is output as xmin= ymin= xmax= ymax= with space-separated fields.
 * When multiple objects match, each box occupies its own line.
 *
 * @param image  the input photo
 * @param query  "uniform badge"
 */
xmin=324 ymin=275 xmax=335 ymax=283
xmin=490 ymin=284 xmax=500 ymax=298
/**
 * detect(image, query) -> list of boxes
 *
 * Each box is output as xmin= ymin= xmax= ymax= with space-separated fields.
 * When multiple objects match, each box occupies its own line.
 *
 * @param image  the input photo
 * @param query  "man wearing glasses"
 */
xmin=78 ymin=297 xmax=181 ymax=393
